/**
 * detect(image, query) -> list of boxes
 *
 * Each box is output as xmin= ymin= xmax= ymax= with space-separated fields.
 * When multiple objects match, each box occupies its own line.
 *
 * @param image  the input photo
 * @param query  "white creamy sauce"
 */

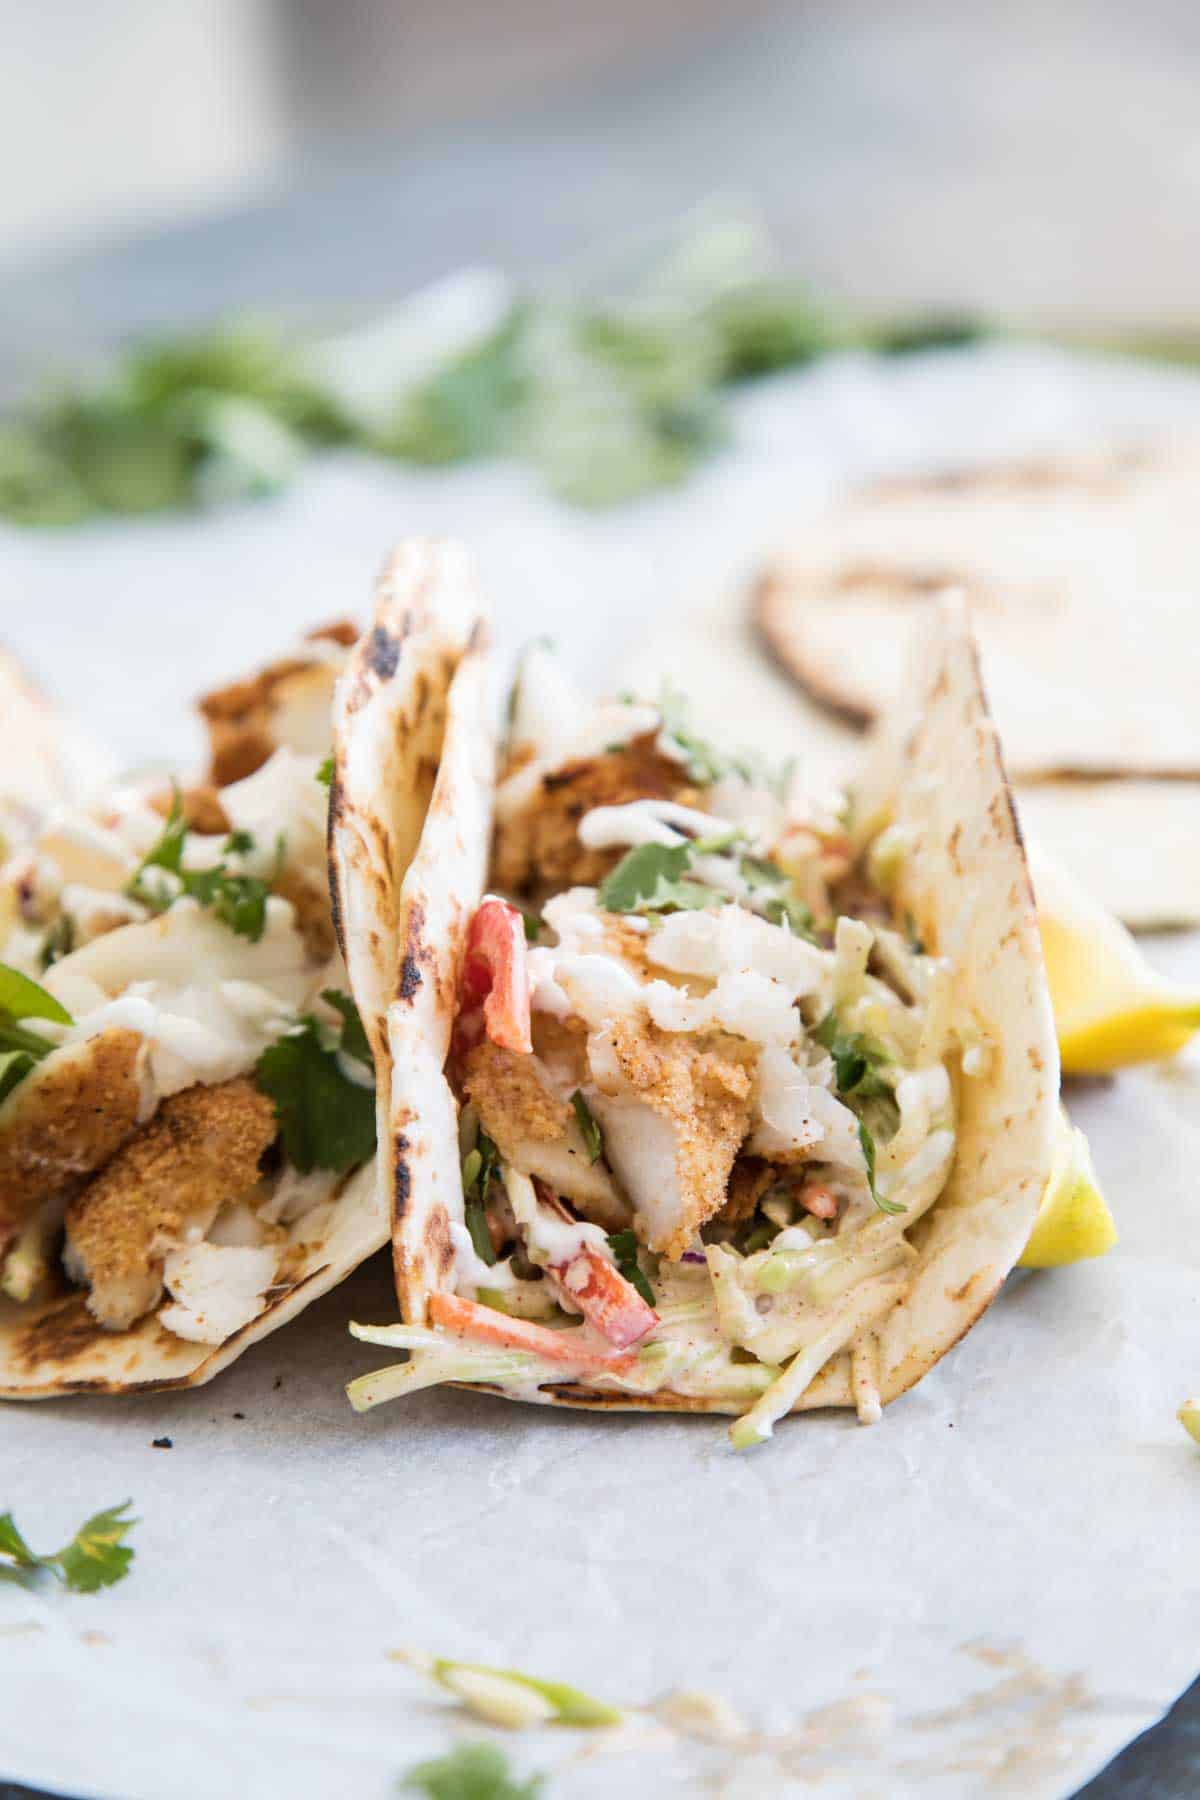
xmin=502 ymin=1165 xmax=612 ymax=1269
xmin=577 ymin=798 xmax=726 ymax=851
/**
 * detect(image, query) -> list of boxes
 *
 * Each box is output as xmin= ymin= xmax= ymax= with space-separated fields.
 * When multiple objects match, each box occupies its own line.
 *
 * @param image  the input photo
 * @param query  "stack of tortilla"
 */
xmin=754 ymin=446 xmax=1200 ymax=929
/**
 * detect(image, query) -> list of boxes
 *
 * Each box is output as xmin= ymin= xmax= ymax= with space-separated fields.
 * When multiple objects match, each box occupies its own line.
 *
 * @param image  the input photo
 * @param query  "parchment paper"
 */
xmin=3 ymin=343 xmax=1199 ymax=1800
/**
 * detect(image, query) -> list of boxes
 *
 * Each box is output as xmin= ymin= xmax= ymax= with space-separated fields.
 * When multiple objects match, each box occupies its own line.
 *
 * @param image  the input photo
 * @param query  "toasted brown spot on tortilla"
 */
xmin=365 ymin=625 xmax=401 ymax=682
xmin=393 ymin=1136 xmax=413 ymax=1213
xmin=428 ymin=1204 xmax=455 ymax=1280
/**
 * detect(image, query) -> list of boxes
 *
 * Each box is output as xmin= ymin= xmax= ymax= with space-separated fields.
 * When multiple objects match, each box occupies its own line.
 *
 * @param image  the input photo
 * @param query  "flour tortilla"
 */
xmin=327 ymin=541 xmax=494 ymax=1324
xmin=0 ymin=586 xmax=475 ymax=1399
xmin=756 ymin=445 xmax=1200 ymax=781
xmin=391 ymin=597 xmax=1060 ymax=1417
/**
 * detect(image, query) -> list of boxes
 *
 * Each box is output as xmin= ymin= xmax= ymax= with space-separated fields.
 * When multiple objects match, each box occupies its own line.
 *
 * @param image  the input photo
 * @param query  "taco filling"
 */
xmin=0 ymin=687 xmax=374 ymax=1349
xmin=350 ymin=644 xmax=991 ymax=1445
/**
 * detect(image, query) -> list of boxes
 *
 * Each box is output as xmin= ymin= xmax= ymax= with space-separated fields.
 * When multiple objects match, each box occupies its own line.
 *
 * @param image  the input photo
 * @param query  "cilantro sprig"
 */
xmin=598 ymin=841 xmax=725 ymax=917
xmin=403 ymin=1742 xmax=543 ymax=1800
xmin=460 ymin=1127 xmax=500 ymax=1266
xmin=0 ymin=963 xmax=72 ymax=1106
xmin=315 ymin=753 xmax=334 ymax=789
xmin=126 ymin=789 xmax=275 ymax=942
xmin=857 ymin=1119 xmax=906 ymax=1217
xmin=255 ymin=992 xmax=375 ymax=1173
xmin=0 ymin=1500 xmax=136 ymax=1594
xmin=607 ymin=1229 xmax=655 ymax=1306
xmin=811 ymin=1010 xmax=892 ymax=1099
xmin=570 ymin=1090 xmax=604 ymax=1164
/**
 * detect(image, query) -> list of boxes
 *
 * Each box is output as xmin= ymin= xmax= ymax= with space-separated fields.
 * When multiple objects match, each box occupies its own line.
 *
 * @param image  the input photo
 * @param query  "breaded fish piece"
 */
xmin=493 ymin=736 xmax=698 ymax=897
xmin=65 ymin=1076 xmax=278 ymax=1330
xmin=588 ymin=1020 xmax=754 ymax=1259
xmin=198 ymin=621 xmax=358 ymax=787
xmin=0 ymin=1028 xmax=145 ymax=1245
xmin=462 ymin=1038 xmax=628 ymax=1227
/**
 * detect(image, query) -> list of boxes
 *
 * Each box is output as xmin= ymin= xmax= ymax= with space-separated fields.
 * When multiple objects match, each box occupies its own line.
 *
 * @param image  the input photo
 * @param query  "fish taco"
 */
xmin=0 ymin=543 xmax=488 ymax=1397
xmin=348 ymin=596 xmax=1059 ymax=1446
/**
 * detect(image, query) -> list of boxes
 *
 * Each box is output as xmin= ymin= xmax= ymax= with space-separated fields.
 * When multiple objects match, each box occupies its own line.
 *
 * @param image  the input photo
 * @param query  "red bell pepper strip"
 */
xmin=457 ymin=898 xmax=532 ymax=1054
xmin=533 ymin=1181 xmax=658 ymax=1349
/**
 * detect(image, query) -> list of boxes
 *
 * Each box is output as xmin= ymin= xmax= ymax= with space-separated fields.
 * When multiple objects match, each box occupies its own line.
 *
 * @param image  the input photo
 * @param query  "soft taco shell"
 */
xmin=393 ymin=597 xmax=1060 ymax=1418
xmin=0 ymin=585 xmax=475 ymax=1399
xmin=0 ymin=1161 xmax=380 ymax=1397
xmin=327 ymin=540 xmax=494 ymax=1324
xmin=755 ymin=445 xmax=1200 ymax=781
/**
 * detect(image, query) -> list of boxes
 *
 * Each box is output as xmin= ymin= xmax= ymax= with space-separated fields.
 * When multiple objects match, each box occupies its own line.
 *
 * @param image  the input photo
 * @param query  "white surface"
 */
xmin=3 ymin=343 xmax=1200 ymax=1799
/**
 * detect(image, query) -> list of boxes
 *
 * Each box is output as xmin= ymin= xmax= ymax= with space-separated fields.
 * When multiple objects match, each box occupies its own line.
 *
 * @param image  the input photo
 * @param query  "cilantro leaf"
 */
xmin=0 ymin=1049 xmax=37 ymax=1107
xmin=812 ymin=1011 xmax=891 ymax=1099
xmin=315 ymin=753 xmax=334 ymax=789
xmin=762 ymin=894 xmax=816 ymax=939
xmin=255 ymin=1017 xmax=375 ymax=1173
xmin=570 ymin=1090 xmax=604 ymax=1164
xmin=520 ymin=908 xmax=543 ymax=944
xmin=38 ymin=913 xmax=76 ymax=970
xmin=740 ymin=853 xmax=786 ymax=890
xmin=403 ymin=1742 xmax=542 ymax=1800
xmin=599 ymin=840 xmax=689 ymax=910
xmin=0 ymin=1500 xmax=136 ymax=1594
xmin=135 ymin=786 xmax=188 ymax=879
xmin=53 ymin=1501 xmax=138 ymax=1593
xmin=461 ymin=1126 xmax=500 ymax=1266
xmin=126 ymin=790 xmax=272 ymax=942
xmin=597 ymin=841 xmax=724 ymax=916
xmin=656 ymin=686 xmax=730 ymax=785
xmin=184 ymin=864 xmax=272 ymax=943
xmin=858 ymin=1119 xmax=906 ymax=1216
xmin=607 ymin=1229 xmax=655 ymax=1306
xmin=321 ymin=989 xmax=372 ymax=1065
xmin=0 ymin=963 xmax=73 ymax=1027
xmin=0 ymin=963 xmax=71 ymax=1096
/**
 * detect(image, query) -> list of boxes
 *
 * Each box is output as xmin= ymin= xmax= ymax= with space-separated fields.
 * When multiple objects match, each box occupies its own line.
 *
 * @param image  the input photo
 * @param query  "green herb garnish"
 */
xmin=520 ymin=908 xmax=542 ymax=945
xmin=570 ymin=1090 xmax=604 ymax=1164
xmin=402 ymin=1742 xmax=543 ymax=1800
xmin=812 ymin=1011 xmax=892 ymax=1099
xmin=461 ymin=1128 xmax=500 ymax=1267
xmin=126 ymin=790 xmax=273 ymax=942
xmin=762 ymin=894 xmax=817 ymax=939
xmin=857 ymin=1119 xmax=906 ymax=1216
xmin=607 ymin=1229 xmax=655 ymax=1306
xmin=0 ymin=1500 xmax=136 ymax=1594
xmin=0 ymin=964 xmax=71 ymax=1102
xmin=315 ymin=753 xmax=334 ymax=789
xmin=255 ymin=1002 xmax=375 ymax=1173
xmin=597 ymin=841 xmax=724 ymax=916
xmin=657 ymin=686 xmax=732 ymax=785
xmin=38 ymin=913 xmax=76 ymax=970
xmin=737 ymin=854 xmax=817 ymax=939
xmin=321 ymin=988 xmax=372 ymax=1065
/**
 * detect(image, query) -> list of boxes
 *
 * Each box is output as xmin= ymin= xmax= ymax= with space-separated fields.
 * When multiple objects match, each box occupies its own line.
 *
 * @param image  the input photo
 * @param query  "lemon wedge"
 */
xmin=1030 ymin=846 xmax=1200 ymax=1075
xmin=1178 ymin=1401 xmax=1200 ymax=1446
xmin=1020 ymin=1108 xmax=1117 ymax=1268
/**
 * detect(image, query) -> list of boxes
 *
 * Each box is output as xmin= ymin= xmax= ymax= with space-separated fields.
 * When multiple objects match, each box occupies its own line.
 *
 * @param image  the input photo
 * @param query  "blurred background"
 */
xmin=2 ymin=0 xmax=1199 ymax=385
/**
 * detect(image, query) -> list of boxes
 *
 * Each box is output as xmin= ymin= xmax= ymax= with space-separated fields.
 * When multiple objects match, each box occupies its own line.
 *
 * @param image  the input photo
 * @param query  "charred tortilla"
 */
xmin=755 ymin=445 xmax=1200 ymax=781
